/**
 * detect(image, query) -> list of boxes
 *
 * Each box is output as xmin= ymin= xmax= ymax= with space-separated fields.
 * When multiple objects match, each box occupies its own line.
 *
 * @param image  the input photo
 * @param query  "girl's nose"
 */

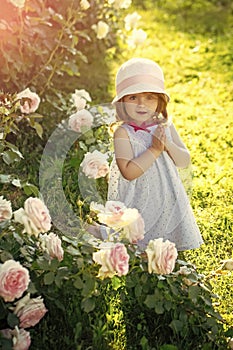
xmin=137 ymin=96 xmax=145 ymax=106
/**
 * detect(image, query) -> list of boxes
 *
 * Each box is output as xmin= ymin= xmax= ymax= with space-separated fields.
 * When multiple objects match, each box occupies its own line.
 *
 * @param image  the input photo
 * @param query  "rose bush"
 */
xmin=0 ymin=194 xmax=230 ymax=349
xmin=0 ymin=0 xmax=146 ymax=111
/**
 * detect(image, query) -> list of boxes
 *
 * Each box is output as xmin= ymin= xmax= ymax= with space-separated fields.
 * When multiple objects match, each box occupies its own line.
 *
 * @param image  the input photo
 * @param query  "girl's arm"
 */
xmin=114 ymin=125 xmax=164 ymax=181
xmin=165 ymin=123 xmax=191 ymax=168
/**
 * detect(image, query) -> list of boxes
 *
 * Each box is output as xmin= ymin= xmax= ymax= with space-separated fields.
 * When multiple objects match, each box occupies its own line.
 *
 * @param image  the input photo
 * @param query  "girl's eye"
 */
xmin=128 ymin=95 xmax=137 ymax=100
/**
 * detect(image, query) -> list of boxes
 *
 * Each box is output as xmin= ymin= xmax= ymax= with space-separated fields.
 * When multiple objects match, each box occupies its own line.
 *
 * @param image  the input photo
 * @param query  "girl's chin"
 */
xmin=133 ymin=116 xmax=153 ymax=123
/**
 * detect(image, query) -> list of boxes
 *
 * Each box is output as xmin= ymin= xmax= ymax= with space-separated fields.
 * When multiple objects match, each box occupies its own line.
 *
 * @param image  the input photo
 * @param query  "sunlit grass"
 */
xmin=109 ymin=1 xmax=233 ymax=328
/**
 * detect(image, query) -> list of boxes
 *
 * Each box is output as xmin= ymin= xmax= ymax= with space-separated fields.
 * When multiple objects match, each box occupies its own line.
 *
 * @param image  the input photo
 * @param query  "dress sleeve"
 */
xmin=165 ymin=123 xmax=191 ymax=168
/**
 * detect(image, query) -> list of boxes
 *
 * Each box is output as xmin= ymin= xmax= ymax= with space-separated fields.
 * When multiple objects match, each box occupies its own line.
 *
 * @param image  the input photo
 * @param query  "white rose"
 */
xmin=24 ymin=197 xmax=51 ymax=233
xmin=40 ymin=232 xmax=64 ymax=262
xmin=105 ymin=201 xmax=126 ymax=214
xmin=68 ymin=109 xmax=94 ymax=132
xmin=146 ymin=238 xmax=178 ymax=275
xmin=14 ymin=208 xmax=41 ymax=236
xmin=124 ymin=12 xmax=141 ymax=31
xmin=72 ymin=96 xmax=86 ymax=110
xmin=93 ymin=21 xmax=109 ymax=40
xmin=97 ymin=201 xmax=126 ymax=228
xmin=127 ymin=28 xmax=147 ymax=48
xmin=90 ymin=201 xmax=105 ymax=213
xmin=80 ymin=150 xmax=109 ymax=179
xmin=80 ymin=0 xmax=90 ymax=10
xmin=0 ymin=196 xmax=12 ymax=222
xmin=8 ymin=0 xmax=25 ymax=8
xmin=121 ymin=209 xmax=145 ymax=243
xmin=72 ymin=89 xmax=91 ymax=110
xmin=17 ymin=88 xmax=40 ymax=114
xmin=108 ymin=0 xmax=131 ymax=9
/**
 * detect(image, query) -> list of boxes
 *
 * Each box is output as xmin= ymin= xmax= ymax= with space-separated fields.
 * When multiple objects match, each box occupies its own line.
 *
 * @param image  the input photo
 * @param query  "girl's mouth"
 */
xmin=136 ymin=111 xmax=148 ymax=115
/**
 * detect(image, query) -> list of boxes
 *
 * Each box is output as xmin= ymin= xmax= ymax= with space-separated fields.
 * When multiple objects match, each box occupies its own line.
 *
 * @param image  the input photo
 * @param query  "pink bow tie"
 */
xmin=128 ymin=121 xmax=157 ymax=133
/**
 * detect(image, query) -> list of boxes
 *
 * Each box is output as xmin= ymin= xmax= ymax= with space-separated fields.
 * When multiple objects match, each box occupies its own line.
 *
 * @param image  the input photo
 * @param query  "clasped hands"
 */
xmin=151 ymin=125 xmax=168 ymax=153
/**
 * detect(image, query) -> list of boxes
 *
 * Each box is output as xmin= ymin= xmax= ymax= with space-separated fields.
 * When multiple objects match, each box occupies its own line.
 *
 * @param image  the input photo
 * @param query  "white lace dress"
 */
xmin=107 ymin=123 xmax=203 ymax=251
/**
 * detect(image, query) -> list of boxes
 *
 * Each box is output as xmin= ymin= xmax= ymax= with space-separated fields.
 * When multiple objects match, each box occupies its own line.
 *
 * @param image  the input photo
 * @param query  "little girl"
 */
xmin=108 ymin=57 xmax=203 ymax=251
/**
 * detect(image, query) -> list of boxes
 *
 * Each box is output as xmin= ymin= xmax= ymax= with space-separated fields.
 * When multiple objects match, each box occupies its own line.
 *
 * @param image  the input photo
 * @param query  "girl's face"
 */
xmin=123 ymin=92 xmax=158 ymax=125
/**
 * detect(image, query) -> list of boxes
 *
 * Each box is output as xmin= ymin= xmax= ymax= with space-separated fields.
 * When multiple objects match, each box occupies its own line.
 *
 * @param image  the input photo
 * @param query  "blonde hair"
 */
xmin=115 ymin=93 xmax=168 ymax=122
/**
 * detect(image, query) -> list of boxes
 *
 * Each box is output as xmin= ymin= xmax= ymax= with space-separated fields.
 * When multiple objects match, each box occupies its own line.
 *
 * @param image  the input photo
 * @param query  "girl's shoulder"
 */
xmin=114 ymin=123 xmax=129 ymax=139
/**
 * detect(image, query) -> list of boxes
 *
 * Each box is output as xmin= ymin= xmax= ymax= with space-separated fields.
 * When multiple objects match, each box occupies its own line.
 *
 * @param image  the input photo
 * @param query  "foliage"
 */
xmin=0 ymin=0 xmax=143 ymax=112
xmin=0 ymin=205 xmax=230 ymax=349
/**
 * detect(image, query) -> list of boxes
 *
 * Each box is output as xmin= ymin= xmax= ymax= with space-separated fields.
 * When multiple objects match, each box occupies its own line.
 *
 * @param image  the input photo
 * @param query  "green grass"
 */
xmin=108 ymin=0 xmax=233 ymax=326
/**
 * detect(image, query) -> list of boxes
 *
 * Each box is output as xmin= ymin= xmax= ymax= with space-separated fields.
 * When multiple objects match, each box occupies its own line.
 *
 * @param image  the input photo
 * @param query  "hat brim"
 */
xmin=112 ymin=83 xmax=170 ymax=104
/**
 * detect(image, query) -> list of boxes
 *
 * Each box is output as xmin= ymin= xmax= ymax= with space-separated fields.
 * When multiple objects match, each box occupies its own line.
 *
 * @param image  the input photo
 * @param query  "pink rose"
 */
xmin=109 ymin=243 xmax=129 ymax=276
xmin=93 ymin=243 xmax=129 ymax=279
xmin=24 ymin=197 xmax=51 ymax=233
xmin=0 ymin=260 xmax=30 ymax=302
xmin=17 ymin=88 xmax=40 ymax=114
xmin=97 ymin=164 xmax=110 ymax=178
xmin=40 ymin=232 xmax=64 ymax=262
xmin=1 ymin=328 xmax=31 ymax=350
xmin=14 ymin=294 xmax=47 ymax=328
xmin=80 ymin=150 xmax=109 ymax=179
xmin=0 ymin=195 xmax=12 ymax=222
xmin=145 ymin=238 xmax=178 ymax=275
xmin=68 ymin=109 xmax=93 ymax=132
xmin=105 ymin=201 xmax=126 ymax=215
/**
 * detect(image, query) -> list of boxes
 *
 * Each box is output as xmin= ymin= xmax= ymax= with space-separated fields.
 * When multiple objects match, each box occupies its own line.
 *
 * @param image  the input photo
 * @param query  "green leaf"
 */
xmin=81 ymin=276 xmax=95 ymax=297
xmin=37 ymin=258 xmax=51 ymax=270
xmin=111 ymin=276 xmax=122 ymax=290
xmin=188 ymin=285 xmax=200 ymax=301
xmin=135 ymin=284 xmax=142 ymax=298
xmin=44 ymin=271 xmax=55 ymax=285
xmin=154 ymin=301 xmax=164 ymax=314
xmin=55 ymin=267 xmax=69 ymax=287
xmin=0 ymin=174 xmax=12 ymax=183
xmin=81 ymin=297 xmax=95 ymax=313
xmin=7 ymin=312 xmax=19 ymax=328
xmin=169 ymin=320 xmax=184 ymax=334
xmin=32 ymin=121 xmax=43 ymax=138
xmin=140 ymin=335 xmax=148 ymax=349
xmin=50 ymin=258 xmax=60 ymax=271
xmin=0 ymin=338 xmax=13 ymax=350
xmin=74 ymin=276 xmax=84 ymax=289
xmin=144 ymin=294 xmax=156 ymax=309
xmin=23 ymin=183 xmax=39 ymax=196
xmin=2 ymin=150 xmax=22 ymax=164
xmin=160 ymin=345 xmax=178 ymax=350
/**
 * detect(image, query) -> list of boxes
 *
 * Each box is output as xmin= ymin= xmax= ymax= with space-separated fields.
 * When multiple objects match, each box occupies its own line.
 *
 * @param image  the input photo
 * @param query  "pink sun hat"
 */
xmin=112 ymin=57 xmax=170 ymax=104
